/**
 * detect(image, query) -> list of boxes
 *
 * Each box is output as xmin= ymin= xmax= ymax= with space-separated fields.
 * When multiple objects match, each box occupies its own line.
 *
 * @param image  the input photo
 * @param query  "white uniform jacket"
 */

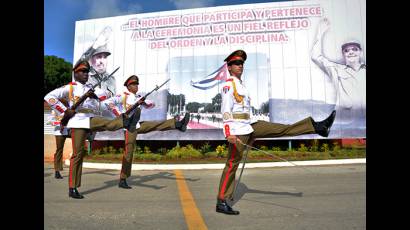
xmin=102 ymin=91 xmax=155 ymax=130
xmin=44 ymin=81 xmax=110 ymax=129
xmin=220 ymin=76 xmax=257 ymax=137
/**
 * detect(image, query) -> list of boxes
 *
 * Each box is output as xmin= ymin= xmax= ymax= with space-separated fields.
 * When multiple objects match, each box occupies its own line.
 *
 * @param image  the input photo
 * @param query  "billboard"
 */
xmin=73 ymin=0 xmax=366 ymax=140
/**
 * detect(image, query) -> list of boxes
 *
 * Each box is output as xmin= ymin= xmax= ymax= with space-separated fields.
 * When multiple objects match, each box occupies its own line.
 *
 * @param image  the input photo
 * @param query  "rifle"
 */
xmin=59 ymin=66 xmax=120 ymax=132
xmin=125 ymin=78 xmax=170 ymax=115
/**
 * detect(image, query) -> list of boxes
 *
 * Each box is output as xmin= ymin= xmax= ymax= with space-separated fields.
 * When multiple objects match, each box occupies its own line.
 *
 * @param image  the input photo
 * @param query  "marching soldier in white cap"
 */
xmin=103 ymin=75 xmax=190 ymax=189
xmin=216 ymin=50 xmax=336 ymax=215
xmin=44 ymin=61 xmax=138 ymax=199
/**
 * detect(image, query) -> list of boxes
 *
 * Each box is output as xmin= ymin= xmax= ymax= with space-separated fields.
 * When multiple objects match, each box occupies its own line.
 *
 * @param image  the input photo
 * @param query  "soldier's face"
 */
xmin=91 ymin=53 xmax=108 ymax=74
xmin=74 ymin=70 xmax=89 ymax=84
xmin=127 ymin=83 xmax=139 ymax=94
xmin=342 ymin=45 xmax=361 ymax=63
xmin=228 ymin=61 xmax=244 ymax=78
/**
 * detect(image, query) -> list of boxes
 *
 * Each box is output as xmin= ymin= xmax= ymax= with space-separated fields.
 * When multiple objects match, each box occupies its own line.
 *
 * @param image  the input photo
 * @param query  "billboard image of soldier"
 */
xmin=76 ymin=26 xmax=116 ymax=97
xmin=311 ymin=18 xmax=365 ymax=130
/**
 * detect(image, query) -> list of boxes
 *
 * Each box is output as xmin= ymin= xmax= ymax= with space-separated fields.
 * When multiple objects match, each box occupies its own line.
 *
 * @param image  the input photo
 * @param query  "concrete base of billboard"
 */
xmin=94 ymin=128 xmax=227 ymax=141
xmin=64 ymin=158 xmax=366 ymax=170
xmin=44 ymin=134 xmax=72 ymax=163
xmin=92 ymin=128 xmax=341 ymax=141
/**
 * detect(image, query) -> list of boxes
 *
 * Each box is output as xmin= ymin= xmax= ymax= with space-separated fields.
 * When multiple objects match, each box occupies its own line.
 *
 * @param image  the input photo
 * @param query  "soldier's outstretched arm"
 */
xmin=44 ymin=85 xmax=70 ymax=116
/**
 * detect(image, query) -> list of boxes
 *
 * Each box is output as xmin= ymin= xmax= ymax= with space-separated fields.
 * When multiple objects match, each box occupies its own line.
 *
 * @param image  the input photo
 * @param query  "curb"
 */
xmin=65 ymin=158 xmax=366 ymax=171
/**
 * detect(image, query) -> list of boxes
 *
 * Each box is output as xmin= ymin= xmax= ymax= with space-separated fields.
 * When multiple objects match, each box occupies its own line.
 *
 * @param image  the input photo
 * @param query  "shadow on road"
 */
xmin=44 ymin=172 xmax=52 ymax=178
xmin=81 ymin=171 xmax=200 ymax=195
xmin=229 ymin=183 xmax=303 ymax=208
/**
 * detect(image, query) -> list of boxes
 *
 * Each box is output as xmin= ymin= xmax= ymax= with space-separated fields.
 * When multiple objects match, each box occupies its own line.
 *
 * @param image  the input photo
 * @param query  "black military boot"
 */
xmin=118 ymin=179 xmax=132 ymax=189
xmin=216 ymin=199 xmax=240 ymax=215
xmin=69 ymin=188 xmax=84 ymax=199
xmin=175 ymin=113 xmax=190 ymax=132
xmin=55 ymin=171 xmax=63 ymax=179
xmin=312 ymin=110 xmax=336 ymax=137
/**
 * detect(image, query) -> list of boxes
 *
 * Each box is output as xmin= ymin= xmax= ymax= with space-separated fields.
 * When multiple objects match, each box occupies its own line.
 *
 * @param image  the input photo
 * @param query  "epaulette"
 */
xmin=123 ymin=92 xmax=130 ymax=95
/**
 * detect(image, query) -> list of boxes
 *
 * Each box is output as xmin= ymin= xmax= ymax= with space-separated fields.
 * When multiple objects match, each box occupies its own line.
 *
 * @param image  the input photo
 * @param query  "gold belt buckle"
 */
xmin=78 ymin=109 xmax=96 ymax=114
xmin=232 ymin=113 xmax=249 ymax=120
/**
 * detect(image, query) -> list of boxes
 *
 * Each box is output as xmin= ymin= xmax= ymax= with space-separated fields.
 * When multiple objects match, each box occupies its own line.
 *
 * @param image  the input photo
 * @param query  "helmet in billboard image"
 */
xmin=90 ymin=45 xmax=111 ymax=74
xmin=224 ymin=50 xmax=247 ymax=65
xmin=124 ymin=75 xmax=139 ymax=87
xmin=92 ymin=45 xmax=111 ymax=57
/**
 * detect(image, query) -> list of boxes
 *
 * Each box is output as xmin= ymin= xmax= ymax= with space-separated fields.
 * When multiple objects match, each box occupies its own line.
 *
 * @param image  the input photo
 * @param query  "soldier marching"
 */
xmin=216 ymin=50 xmax=336 ymax=215
xmin=103 ymin=75 xmax=190 ymax=189
xmin=44 ymin=60 xmax=138 ymax=199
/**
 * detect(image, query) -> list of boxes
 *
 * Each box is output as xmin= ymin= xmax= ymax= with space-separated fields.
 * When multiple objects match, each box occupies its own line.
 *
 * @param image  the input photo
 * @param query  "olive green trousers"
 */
xmin=69 ymin=116 xmax=124 ymax=188
xmin=120 ymin=118 xmax=176 ymax=179
xmin=54 ymin=135 xmax=67 ymax=171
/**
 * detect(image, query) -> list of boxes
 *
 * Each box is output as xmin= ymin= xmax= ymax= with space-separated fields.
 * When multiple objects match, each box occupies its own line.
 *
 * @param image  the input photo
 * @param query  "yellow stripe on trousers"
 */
xmin=174 ymin=170 xmax=208 ymax=230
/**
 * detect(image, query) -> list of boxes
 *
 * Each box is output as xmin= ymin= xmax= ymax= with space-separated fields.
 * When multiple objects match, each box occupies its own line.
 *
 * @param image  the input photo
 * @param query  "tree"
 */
xmin=204 ymin=103 xmax=215 ymax=112
xmin=167 ymin=92 xmax=186 ymax=114
xmin=211 ymin=93 xmax=222 ymax=112
xmin=186 ymin=102 xmax=202 ymax=113
xmin=44 ymin=55 xmax=72 ymax=95
xmin=261 ymin=101 xmax=269 ymax=114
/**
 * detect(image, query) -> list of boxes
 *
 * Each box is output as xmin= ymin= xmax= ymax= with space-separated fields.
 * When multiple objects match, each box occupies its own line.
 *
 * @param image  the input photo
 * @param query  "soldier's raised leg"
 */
xmin=138 ymin=119 xmax=175 ymax=133
xmin=90 ymin=115 xmax=126 ymax=132
xmin=250 ymin=118 xmax=315 ymax=138
xmin=251 ymin=111 xmax=336 ymax=138
xmin=137 ymin=113 xmax=190 ymax=133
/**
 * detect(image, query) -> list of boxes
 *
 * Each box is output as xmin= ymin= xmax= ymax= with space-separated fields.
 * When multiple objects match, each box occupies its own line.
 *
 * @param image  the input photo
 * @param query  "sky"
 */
xmin=44 ymin=0 xmax=285 ymax=63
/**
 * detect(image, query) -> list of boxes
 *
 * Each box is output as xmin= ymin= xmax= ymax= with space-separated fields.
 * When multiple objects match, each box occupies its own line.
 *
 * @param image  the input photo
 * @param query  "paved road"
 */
xmin=44 ymin=163 xmax=366 ymax=230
